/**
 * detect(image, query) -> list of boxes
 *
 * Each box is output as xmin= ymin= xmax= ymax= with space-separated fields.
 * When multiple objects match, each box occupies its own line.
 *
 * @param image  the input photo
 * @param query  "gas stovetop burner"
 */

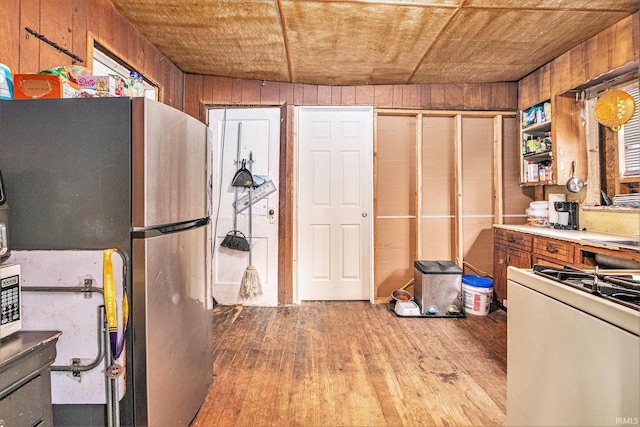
xmin=532 ymin=264 xmax=640 ymax=311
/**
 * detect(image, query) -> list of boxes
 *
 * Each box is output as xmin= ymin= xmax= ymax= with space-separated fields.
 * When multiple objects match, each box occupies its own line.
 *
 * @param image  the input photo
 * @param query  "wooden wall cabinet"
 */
xmin=519 ymin=96 xmax=587 ymax=187
xmin=520 ymin=100 xmax=553 ymax=185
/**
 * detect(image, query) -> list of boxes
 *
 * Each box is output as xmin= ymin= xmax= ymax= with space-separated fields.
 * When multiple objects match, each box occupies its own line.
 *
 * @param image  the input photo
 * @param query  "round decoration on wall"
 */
xmin=593 ymin=88 xmax=636 ymax=131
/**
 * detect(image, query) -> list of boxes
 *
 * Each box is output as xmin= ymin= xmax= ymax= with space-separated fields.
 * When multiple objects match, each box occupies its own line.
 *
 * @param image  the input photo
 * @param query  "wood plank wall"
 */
xmin=186 ymin=79 xmax=517 ymax=304
xmin=518 ymin=12 xmax=639 ymax=109
xmin=0 ymin=0 xmax=184 ymax=109
xmin=183 ymin=77 xmax=518 ymax=122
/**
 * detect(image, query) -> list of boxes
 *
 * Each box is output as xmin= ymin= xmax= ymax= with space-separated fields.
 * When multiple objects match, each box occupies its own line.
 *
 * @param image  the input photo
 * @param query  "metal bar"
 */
xmin=51 ymin=306 xmax=106 ymax=375
xmin=24 ymin=27 xmax=84 ymax=63
xmin=105 ymin=309 xmax=115 ymax=427
xmin=22 ymin=285 xmax=103 ymax=295
xmin=22 ymin=285 xmax=106 ymax=375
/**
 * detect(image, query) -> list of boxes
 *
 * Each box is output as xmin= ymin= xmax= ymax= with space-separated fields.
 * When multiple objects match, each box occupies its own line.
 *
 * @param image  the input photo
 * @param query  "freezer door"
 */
xmin=131 ymin=224 xmax=213 ymax=426
xmin=132 ymin=98 xmax=209 ymax=228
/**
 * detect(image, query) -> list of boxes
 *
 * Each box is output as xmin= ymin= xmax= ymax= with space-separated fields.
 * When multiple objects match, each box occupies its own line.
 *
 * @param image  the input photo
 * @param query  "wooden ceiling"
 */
xmin=107 ymin=0 xmax=638 ymax=86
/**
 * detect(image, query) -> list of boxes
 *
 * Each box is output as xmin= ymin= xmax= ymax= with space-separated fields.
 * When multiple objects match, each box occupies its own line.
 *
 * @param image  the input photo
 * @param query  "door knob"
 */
xmin=362 ymin=213 xmax=367 ymax=217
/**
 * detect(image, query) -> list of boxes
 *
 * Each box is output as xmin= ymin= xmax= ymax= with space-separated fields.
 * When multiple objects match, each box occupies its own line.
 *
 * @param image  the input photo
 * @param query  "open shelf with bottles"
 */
xmin=520 ymin=100 xmax=553 ymax=186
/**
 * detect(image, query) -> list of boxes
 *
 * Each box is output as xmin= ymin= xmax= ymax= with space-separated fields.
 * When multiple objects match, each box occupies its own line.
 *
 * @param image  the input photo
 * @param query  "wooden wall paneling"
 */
xmin=293 ymin=83 xmax=304 ymax=104
xmin=402 ymin=85 xmax=421 ymax=108
xmin=584 ymin=30 xmax=610 ymax=82
xmin=96 ymin=0 xmax=116 ymax=59
xmin=356 ymin=85 xmax=374 ymax=105
xmin=302 ymin=83 xmax=318 ymax=105
xmin=341 ymin=85 xmax=356 ymax=105
xmin=279 ymin=82 xmax=294 ymax=105
xmin=518 ymin=66 xmax=551 ymax=110
xmin=430 ymin=84 xmax=445 ymax=109
xmin=212 ymin=76 xmax=232 ymax=104
xmin=454 ymin=115 xmax=463 ymax=266
xmin=493 ymin=115 xmax=504 ymax=225
xmin=392 ymin=85 xmax=403 ymax=108
xmin=183 ymin=73 xmax=203 ymax=120
xmin=444 ymin=84 xmax=464 ymax=110
xmin=0 ymin=0 xmax=20 ymax=73
xmin=112 ymin=5 xmax=131 ymax=68
xmin=420 ymin=85 xmax=431 ymax=109
xmin=569 ymin=44 xmax=588 ymax=89
xmin=261 ymin=80 xmax=281 ymax=105
xmin=539 ymin=63 xmax=552 ymax=102
xmin=330 ymin=86 xmax=341 ymax=105
xmin=498 ymin=82 xmax=518 ymax=111
xmin=517 ymin=71 xmax=536 ymax=110
xmin=421 ymin=116 xmax=455 ymax=260
xmin=71 ymin=0 xmax=88 ymax=68
xmin=241 ymin=79 xmax=262 ymax=104
xmin=19 ymin=0 xmax=40 ymax=73
xmin=317 ymin=85 xmax=332 ymax=105
xmin=231 ymin=78 xmax=243 ymax=103
xmin=374 ymin=85 xmax=393 ymax=108
xmin=174 ymin=70 xmax=184 ymax=111
xmin=611 ymin=14 xmax=638 ymax=69
xmin=464 ymin=84 xmax=483 ymax=110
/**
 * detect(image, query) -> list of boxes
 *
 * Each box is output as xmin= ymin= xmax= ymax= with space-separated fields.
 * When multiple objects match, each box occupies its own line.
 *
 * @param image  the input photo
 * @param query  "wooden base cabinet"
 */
xmin=493 ymin=228 xmax=533 ymax=306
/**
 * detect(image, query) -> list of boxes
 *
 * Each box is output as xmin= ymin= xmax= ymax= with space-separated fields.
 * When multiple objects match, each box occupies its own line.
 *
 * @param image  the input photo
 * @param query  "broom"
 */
xmin=239 ymin=151 xmax=262 ymax=299
xmin=221 ymin=123 xmax=250 ymax=251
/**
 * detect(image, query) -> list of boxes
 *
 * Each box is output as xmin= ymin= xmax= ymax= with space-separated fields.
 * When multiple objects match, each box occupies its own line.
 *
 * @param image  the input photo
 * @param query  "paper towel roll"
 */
xmin=548 ymin=193 xmax=566 ymax=224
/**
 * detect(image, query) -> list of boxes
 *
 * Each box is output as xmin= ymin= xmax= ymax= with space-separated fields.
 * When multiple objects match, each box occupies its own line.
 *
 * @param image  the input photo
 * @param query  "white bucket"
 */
xmin=462 ymin=275 xmax=493 ymax=316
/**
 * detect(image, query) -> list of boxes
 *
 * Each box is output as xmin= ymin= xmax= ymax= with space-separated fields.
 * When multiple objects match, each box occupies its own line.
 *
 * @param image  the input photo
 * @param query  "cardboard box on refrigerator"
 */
xmin=14 ymin=74 xmax=80 ymax=99
xmin=76 ymin=75 xmax=118 ymax=95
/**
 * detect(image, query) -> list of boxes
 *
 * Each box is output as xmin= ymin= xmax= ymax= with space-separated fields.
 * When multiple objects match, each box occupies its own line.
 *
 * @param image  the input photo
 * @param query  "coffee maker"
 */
xmin=553 ymin=201 xmax=579 ymax=230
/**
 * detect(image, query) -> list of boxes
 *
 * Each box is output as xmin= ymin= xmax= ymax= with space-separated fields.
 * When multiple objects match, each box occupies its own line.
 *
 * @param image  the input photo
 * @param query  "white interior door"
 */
xmin=208 ymin=108 xmax=280 ymax=306
xmin=297 ymin=106 xmax=373 ymax=301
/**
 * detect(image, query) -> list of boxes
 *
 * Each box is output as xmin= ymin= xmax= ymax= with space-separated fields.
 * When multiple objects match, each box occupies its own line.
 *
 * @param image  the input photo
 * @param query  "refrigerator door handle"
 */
xmin=132 ymin=217 xmax=210 ymax=238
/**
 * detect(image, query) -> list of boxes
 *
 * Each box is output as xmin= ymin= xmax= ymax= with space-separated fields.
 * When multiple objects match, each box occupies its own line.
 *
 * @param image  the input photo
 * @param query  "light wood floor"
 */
xmin=192 ymin=302 xmax=507 ymax=427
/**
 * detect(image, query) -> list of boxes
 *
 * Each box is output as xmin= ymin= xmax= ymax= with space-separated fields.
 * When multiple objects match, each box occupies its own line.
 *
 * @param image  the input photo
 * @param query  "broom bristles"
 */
xmin=239 ymin=265 xmax=262 ymax=299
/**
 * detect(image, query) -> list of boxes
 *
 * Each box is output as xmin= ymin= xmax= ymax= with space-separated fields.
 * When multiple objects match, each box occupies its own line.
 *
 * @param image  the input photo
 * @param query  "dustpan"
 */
xmin=231 ymin=159 xmax=254 ymax=188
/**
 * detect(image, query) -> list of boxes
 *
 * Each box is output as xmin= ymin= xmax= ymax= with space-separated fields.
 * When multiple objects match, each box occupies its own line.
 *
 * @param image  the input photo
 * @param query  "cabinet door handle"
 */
xmin=546 ymin=245 xmax=559 ymax=253
xmin=507 ymin=237 xmax=516 ymax=243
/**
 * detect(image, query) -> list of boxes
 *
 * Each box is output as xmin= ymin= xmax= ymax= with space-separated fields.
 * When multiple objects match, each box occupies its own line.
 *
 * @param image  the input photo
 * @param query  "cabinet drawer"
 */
xmin=533 ymin=236 xmax=573 ymax=264
xmin=0 ymin=372 xmax=52 ymax=426
xmin=495 ymin=228 xmax=533 ymax=252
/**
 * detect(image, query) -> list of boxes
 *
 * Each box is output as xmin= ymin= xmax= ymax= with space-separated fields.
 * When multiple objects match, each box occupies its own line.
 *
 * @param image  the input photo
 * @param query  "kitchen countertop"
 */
xmin=494 ymin=224 xmax=639 ymax=251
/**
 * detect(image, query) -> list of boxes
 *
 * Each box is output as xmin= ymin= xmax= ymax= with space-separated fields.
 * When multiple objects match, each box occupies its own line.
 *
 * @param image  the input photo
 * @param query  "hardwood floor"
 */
xmin=192 ymin=302 xmax=507 ymax=427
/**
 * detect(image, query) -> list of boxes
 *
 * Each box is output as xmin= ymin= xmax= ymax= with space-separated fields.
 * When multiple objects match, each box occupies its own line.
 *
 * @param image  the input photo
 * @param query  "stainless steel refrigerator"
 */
xmin=0 ymin=97 xmax=213 ymax=426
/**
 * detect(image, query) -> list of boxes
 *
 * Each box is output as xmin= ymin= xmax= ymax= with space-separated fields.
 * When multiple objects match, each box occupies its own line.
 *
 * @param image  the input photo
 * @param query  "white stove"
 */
xmin=507 ymin=265 xmax=640 ymax=427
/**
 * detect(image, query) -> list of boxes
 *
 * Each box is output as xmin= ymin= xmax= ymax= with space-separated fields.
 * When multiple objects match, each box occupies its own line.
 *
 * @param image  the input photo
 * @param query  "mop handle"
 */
xmin=248 ymin=151 xmax=253 ymax=265
xmin=233 ymin=122 xmax=242 ymax=230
